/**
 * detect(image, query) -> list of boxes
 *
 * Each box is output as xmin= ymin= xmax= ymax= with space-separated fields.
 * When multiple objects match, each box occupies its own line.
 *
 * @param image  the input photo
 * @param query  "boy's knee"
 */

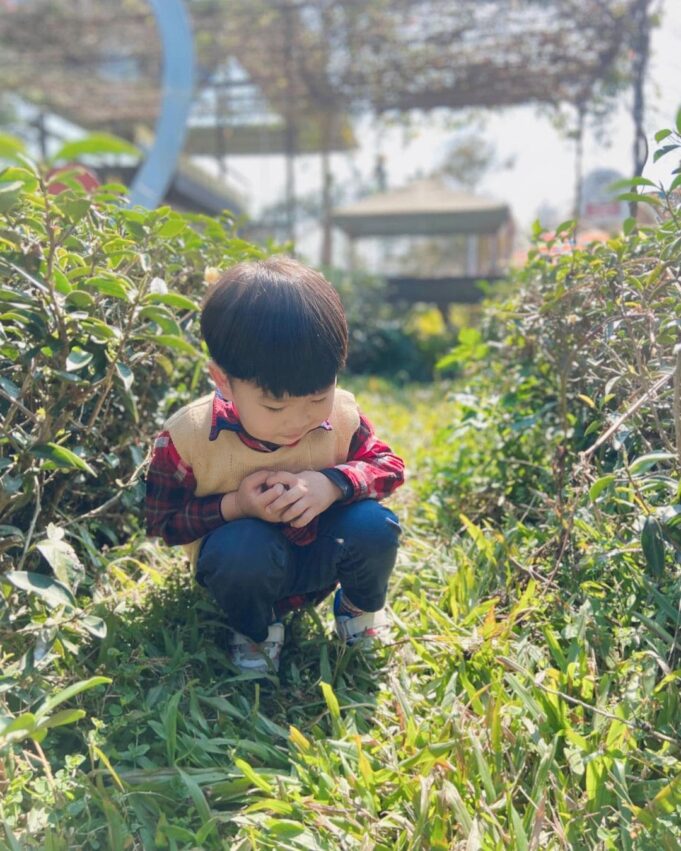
xmin=338 ymin=500 xmax=401 ymax=557
xmin=197 ymin=519 xmax=288 ymax=591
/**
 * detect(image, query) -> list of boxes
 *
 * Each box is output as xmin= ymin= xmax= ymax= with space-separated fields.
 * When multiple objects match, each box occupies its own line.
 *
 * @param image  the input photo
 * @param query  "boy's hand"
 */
xmin=264 ymin=470 xmax=342 ymax=528
xmin=225 ymin=470 xmax=287 ymax=523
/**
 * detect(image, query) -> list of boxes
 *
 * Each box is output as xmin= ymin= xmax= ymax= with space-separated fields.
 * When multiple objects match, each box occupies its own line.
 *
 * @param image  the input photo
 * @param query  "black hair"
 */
xmin=200 ymin=256 xmax=348 ymax=398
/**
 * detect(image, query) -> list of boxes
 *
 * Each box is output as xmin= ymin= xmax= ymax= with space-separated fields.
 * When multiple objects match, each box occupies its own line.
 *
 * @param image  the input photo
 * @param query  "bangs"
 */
xmin=201 ymin=257 xmax=347 ymax=397
xmin=227 ymin=296 xmax=340 ymax=396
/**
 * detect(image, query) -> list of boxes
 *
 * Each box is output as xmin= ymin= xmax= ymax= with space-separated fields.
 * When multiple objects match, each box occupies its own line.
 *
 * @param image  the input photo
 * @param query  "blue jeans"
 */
xmin=196 ymin=500 xmax=401 ymax=642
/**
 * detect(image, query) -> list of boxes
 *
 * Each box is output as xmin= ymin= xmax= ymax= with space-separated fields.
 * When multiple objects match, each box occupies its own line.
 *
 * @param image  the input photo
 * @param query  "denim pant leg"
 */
xmin=287 ymin=500 xmax=402 ymax=612
xmin=196 ymin=519 xmax=293 ymax=643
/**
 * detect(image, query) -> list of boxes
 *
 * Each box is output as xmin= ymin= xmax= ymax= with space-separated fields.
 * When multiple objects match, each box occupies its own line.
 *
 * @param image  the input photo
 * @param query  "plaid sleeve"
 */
xmin=321 ymin=413 xmax=405 ymax=502
xmin=145 ymin=431 xmax=225 ymax=546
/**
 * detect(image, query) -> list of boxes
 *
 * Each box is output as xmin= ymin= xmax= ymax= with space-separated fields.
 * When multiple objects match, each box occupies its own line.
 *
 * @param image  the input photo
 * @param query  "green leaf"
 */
xmin=145 ymin=334 xmax=202 ymax=357
xmin=459 ymin=513 xmax=493 ymax=557
xmin=641 ymin=517 xmax=665 ymax=578
xmin=163 ymin=691 xmax=182 ymax=765
xmin=622 ymin=217 xmax=637 ymax=235
xmin=2 ymin=821 xmax=24 ymax=850
xmin=65 ymin=289 xmax=96 ymax=310
xmin=320 ymin=681 xmax=341 ymax=721
xmin=0 ymin=713 xmax=37 ymax=747
xmin=609 ymin=176 xmax=657 ymax=191
xmin=589 ymin=475 xmax=616 ymax=501
xmin=676 ymin=106 xmax=681 ymax=135
xmin=653 ymin=144 xmax=679 ymax=163
xmin=83 ymin=276 xmax=130 ymax=301
xmin=554 ymin=219 xmax=576 ymax=235
xmin=30 ymin=442 xmax=95 ymax=476
xmin=0 ymin=525 xmax=24 ymax=542
xmin=157 ymin=218 xmax=188 ymax=239
xmin=53 ymin=133 xmax=139 ymax=162
xmin=0 ymin=181 xmax=22 ymax=213
xmin=115 ymin=362 xmax=134 ymax=391
xmin=4 ymin=571 xmax=76 ymax=609
xmin=509 ymin=802 xmax=530 ymax=851
xmin=177 ymin=767 xmax=215 ymax=831
xmin=654 ymin=128 xmax=672 ymax=143
xmin=53 ymin=269 xmax=72 ymax=295
xmin=634 ymin=772 xmax=681 ymax=827
xmin=144 ymin=292 xmax=197 ymax=311
xmin=656 ymin=504 xmax=681 ymax=550
xmin=79 ymin=615 xmax=107 ymax=638
xmin=37 ymin=708 xmax=86 ymax=730
xmin=138 ymin=306 xmax=182 ymax=336
xmin=66 ymin=347 xmax=94 ymax=372
xmin=0 ymin=285 xmax=34 ymax=305
xmin=0 ymin=134 xmax=26 ymax=160
xmin=616 ymin=192 xmax=662 ymax=206
xmin=234 ymin=758 xmax=274 ymax=794
xmin=35 ymin=676 xmax=111 ymax=720
xmin=0 ymin=165 xmax=39 ymax=193
xmin=35 ymin=524 xmax=84 ymax=592
xmin=0 ymin=375 xmax=20 ymax=399
xmin=58 ymin=195 xmax=92 ymax=223
xmin=629 ymin=451 xmax=675 ymax=475
xmin=162 ymin=825 xmax=196 ymax=843
xmin=459 ymin=327 xmax=483 ymax=345
xmin=81 ymin=317 xmax=119 ymax=341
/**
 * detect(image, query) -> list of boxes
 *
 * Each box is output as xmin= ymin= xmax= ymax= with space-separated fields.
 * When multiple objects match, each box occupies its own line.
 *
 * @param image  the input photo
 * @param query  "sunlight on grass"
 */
xmin=2 ymin=380 xmax=679 ymax=849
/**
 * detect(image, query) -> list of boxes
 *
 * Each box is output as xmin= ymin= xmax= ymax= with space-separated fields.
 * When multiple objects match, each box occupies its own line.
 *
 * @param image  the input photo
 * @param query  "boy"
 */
xmin=145 ymin=256 xmax=404 ymax=673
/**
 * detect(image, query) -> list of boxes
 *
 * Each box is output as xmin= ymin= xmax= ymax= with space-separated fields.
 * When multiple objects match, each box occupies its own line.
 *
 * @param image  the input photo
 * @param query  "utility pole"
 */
xmin=629 ymin=0 xmax=651 ymax=220
xmin=283 ymin=1 xmax=296 ymax=251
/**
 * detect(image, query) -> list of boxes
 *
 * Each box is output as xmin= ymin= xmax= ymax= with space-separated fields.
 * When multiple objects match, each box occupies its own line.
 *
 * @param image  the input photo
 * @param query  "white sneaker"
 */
xmin=228 ymin=622 xmax=284 ymax=674
xmin=333 ymin=589 xmax=392 ymax=645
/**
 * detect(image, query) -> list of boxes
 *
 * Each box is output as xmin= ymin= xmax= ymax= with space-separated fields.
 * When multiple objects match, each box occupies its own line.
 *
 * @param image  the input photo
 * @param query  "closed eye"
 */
xmin=264 ymin=406 xmax=284 ymax=412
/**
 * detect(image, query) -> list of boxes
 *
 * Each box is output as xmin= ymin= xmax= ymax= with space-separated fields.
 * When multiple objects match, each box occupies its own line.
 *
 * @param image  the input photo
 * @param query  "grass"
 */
xmin=1 ymin=378 xmax=680 ymax=849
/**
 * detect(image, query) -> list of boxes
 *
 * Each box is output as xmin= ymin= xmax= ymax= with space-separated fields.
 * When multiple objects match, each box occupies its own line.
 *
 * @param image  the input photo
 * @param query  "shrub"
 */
xmin=0 ymin=138 xmax=266 ymax=752
xmin=0 ymin=145 xmax=265 ymax=566
xmin=418 ymin=121 xmax=681 ymax=845
xmin=326 ymin=267 xmax=457 ymax=382
xmin=428 ymin=122 xmax=681 ymax=536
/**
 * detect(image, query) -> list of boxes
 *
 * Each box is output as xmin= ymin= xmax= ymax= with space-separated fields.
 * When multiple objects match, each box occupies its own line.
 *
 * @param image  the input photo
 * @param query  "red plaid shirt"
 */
xmin=145 ymin=390 xmax=404 ymax=614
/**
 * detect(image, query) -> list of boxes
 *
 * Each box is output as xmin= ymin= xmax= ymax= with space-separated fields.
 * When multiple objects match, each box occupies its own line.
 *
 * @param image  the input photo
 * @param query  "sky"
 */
xmin=209 ymin=0 xmax=681 ymax=264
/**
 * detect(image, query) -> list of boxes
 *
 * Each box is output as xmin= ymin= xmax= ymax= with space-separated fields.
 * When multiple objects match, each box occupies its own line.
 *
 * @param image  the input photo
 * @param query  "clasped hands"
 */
xmin=220 ymin=469 xmax=342 ymax=528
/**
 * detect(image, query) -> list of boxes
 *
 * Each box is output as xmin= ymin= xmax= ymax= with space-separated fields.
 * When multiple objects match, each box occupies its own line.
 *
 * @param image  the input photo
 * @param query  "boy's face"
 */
xmin=208 ymin=363 xmax=336 ymax=446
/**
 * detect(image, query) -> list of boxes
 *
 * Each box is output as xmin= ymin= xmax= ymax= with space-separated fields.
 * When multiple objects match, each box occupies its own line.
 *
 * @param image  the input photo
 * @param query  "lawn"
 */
xmin=4 ymin=376 xmax=678 ymax=850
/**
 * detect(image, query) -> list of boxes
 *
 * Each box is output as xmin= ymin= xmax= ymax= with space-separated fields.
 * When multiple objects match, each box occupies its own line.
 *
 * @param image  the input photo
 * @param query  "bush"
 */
xmin=418 ymin=125 xmax=681 ymax=844
xmin=0 ymin=149 xmax=265 ymax=564
xmin=0 ymin=139 xmax=266 ymax=753
xmin=326 ymin=267 xmax=457 ymax=382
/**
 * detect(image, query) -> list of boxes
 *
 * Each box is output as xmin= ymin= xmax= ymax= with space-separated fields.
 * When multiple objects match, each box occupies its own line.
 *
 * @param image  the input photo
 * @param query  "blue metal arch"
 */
xmin=129 ymin=0 xmax=194 ymax=208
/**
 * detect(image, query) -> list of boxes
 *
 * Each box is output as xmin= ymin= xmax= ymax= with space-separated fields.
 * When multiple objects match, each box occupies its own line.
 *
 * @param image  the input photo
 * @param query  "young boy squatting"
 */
xmin=145 ymin=257 xmax=405 ymax=673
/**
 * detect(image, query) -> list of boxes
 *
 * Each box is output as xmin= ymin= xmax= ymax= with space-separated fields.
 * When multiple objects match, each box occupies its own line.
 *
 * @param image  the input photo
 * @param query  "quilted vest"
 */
xmin=164 ymin=387 xmax=361 ymax=567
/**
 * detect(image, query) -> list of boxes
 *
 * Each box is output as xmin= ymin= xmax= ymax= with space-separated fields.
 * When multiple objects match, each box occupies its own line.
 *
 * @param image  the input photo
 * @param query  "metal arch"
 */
xmin=129 ymin=0 xmax=194 ymax=209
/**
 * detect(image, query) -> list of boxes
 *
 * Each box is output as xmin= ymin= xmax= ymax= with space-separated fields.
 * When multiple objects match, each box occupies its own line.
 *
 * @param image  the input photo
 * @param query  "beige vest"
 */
xmin=165 ymin=388 xmax=361 ymax=567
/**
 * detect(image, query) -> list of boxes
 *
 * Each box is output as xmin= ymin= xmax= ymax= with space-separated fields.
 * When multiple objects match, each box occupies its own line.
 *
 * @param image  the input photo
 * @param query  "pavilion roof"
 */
xmin=332 ymin=179 xmax=510 ymax=237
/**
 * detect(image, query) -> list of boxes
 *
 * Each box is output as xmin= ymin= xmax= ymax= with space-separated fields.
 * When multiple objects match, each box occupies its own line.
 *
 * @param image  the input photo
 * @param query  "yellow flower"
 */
xmin=204 ymin=267 xmax=220 ymax=285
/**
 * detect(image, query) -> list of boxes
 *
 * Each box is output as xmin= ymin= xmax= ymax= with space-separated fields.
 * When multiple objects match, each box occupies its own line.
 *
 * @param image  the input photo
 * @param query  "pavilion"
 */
xmin=331 ymin=179 xmax=513 ymax=318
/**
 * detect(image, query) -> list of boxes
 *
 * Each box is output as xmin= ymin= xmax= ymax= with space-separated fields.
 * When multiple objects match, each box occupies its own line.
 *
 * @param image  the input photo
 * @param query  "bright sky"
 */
xmin=217 ymin=0 xmax=681 ymax=262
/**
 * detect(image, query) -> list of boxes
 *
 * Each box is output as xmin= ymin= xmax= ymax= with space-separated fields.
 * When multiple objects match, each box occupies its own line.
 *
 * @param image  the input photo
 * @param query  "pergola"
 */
xmin=332 ymin=179 xmax=512 ymax=317
xmin=0 ymin=1 xmax=639 ymax=125
xmin=0 ymin=0 xmax=651 ymax=242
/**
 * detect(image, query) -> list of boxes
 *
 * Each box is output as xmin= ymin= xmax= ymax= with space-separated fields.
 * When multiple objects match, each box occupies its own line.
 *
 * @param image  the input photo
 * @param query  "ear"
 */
xmin=208 ymin=361 xmax=234 ymax=399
